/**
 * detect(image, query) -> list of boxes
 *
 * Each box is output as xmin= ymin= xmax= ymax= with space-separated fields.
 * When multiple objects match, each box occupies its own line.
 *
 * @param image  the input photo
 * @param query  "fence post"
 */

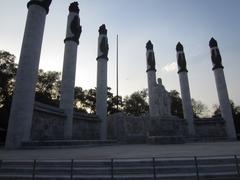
xmin=70 ymin=159 xmax=74 ymax=180
xmin=152 ymin=157 xmax=156 ymax=180
xmin=194 ymin=156 xmax=200 ymax=180
xmin=32 ymin=160 xmax=36 ymax=180
xmin=111 ymin=158 xmax=114 ymax=180
xmin=234 ymin=155 xmax=240 ymax=177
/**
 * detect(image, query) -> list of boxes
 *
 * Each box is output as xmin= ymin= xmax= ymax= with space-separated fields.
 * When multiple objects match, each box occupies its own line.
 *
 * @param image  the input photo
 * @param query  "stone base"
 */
xmin=147 ymin=136 xmax=185 ymax=144
xmin=21 ymin=140 xmax=117 ymax=149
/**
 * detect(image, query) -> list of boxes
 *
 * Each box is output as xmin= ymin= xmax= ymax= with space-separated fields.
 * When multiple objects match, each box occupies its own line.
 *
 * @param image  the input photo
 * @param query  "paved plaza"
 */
xmin=0 ymin=141 xmax=240 ymax=160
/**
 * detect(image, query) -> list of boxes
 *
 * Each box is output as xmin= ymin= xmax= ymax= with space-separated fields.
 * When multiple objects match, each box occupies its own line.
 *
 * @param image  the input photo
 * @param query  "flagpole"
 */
xmin=116 ymin=34 xmax=119 ymax=111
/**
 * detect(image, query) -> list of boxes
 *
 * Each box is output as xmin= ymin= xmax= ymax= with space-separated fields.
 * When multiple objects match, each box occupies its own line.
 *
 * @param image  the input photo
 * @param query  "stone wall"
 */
xmin=32 ymin=102 xmax=100 ymax=140
xmin=73 ymin=112 xmax=100 ymax=140
xmin=32 ymin=103 xmax=228 ymax=142
xmin=194 ymin=117 xmax=227 ymax=139
xmin=32 ymin=102 xmax=65 ymax=140
xmin=108 ymin=113 xmax=228 ymax=143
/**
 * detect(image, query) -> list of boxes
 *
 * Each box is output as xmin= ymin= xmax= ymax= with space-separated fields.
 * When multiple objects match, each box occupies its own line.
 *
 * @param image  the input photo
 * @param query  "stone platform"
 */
xmin=21 ymin=140 xmax=117 ymax=149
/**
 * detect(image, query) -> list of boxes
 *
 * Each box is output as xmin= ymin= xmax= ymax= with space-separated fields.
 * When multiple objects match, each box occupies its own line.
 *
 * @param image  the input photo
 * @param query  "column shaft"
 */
xmin=179 ymin=72 xmax=195 ymax=135
xmin=60 ymin=2 xmax=81 ymax=139
xmin=209 ymin=38 xmax=237 ymax=139
xmin=214 ymin=68 xmax=236 ymax=139
xmin=5 ymin=4 xmax=49 ymax=149
xmin=96 ymin=58 xmax=108 ymax=140
xmin=96 ymin=25 xmax=109 ymax=140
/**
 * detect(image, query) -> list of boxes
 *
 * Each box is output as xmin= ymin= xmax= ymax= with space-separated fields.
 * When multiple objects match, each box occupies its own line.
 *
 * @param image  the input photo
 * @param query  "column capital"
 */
xmin=176 ymin=42 xmax=188 ymax=73
xmin=209 ymin=38 xmax=224 ymax=70
xmin=64 ymin=2 xmax=82 ymax=45
xmin=146 ymin=40 xmax=156 ymax=72
xmin=27 ymin=0 xmax=52 ymax=14
xmin=97 ymin=25 xmax=109 ymax=60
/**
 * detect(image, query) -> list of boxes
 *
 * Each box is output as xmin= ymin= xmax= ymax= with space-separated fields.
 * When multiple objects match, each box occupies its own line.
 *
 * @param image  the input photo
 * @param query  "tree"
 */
xmin=123 ymin=89 xmax=149 ymax=116
xmin=35 ymin=70 xmax=61 ymax=106
xmin=191 ymin=98 xmax=208 ymax=118
xmin=212 ymin=100 xmax=240 ymax=136
xmin=169 ymin=90 xmax=183 ymax=118
xmin=84 ymin=88 xmax=96 ymax=113
xmin=0 ymin=51 xmax=17 ymax=136
xmin=107 ymin=87 xmax=123 ymax=115
xmin=74 ymin=86 xmax=88 ymax=113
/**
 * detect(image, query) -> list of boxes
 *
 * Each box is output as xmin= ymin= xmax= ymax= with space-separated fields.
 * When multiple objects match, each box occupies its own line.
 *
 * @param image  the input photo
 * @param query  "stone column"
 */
xmin=176 ymin=42 xmax=195 ymax=136
xmin=5 ymin=0 xmax=52 ymax=149
xmin=96 ymin=24 xmax=109 ymax=140
xmin=146 ymin=41 xmax=158 ymax=117
xmin=60 ymin=2 xmax=82 ymax=139
xmin=209 ymin=38 xmax=237 ymax=139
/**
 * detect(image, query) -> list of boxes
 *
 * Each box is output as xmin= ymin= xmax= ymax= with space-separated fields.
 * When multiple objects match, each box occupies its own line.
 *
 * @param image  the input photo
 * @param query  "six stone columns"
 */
xmin=146 ymin=41 xmax=158 ymax=117
xmin=209 ymin=38 xmax=237 ymax=139
xmin=60 ymin=2 xmax=82 ymax=139
xmin=96 ymin=24 xmax=109 ymax=140
xmin=5 ymin=0 xmax=52 ymax=149
xmin=176 ymin=42 xmax=195 ymax=136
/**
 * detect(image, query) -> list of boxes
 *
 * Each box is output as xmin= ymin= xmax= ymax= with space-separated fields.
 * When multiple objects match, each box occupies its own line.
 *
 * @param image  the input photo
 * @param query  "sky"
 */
xmin=0 ymin=0 xmax=240 ymax=114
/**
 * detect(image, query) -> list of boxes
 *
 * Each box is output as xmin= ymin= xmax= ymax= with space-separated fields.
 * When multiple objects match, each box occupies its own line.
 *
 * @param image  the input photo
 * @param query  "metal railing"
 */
xmin=0 ymin=154 xmax=239 ymax=180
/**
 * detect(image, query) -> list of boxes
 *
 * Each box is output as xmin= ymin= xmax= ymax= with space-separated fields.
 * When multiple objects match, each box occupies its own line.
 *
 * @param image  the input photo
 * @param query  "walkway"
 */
xmin=0 ymin=141 xmax=240 ymax=160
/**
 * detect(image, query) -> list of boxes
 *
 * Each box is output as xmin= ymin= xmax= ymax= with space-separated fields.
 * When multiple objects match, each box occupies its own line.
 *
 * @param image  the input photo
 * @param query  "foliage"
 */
xmin=169 ymin=90 xmax=183 ymax=118
xmin=191 ymin=98 xmax=208 ymax=118
xmin=212 ymin=100 xmax=240 ymax=134
xmin=0 ymin=51 xmax=17 ymax=134
xmin=35 ymin=70 xmax=61 ymax=106
xmin=123 ymin=89 xmax=149 ymax=116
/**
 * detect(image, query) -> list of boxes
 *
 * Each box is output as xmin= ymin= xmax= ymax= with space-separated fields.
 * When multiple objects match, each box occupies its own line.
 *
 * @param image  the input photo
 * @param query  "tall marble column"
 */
xmin=176 ymin=42 xmax=195 ymax=136
xmin=96 ymin=24 xmax=109 ymax=140
xmin=146 ymin=41 xmax=158 ymax=117
xmin=209 ymin=38 xmax=237 ymax=139
xmin=5 ymin=0 xmax=52 ymax=149
xmin=60 ymin=2 xmax=82 ymax=139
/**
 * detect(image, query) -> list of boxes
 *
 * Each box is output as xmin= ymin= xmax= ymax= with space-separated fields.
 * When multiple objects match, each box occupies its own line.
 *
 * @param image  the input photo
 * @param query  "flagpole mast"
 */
xmin=116 ymin=34 xmax=119 ymax=111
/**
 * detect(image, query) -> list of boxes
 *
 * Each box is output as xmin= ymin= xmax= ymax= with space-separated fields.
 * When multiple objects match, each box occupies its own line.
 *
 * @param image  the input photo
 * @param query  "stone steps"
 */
xmin=0 ymin=155 xmax=239 ymax=180
xmin=21 ymin=140 xmax=117 ymax=149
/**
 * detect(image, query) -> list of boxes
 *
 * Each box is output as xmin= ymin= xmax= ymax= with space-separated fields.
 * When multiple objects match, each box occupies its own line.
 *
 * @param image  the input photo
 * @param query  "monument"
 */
xmin=3 ymin=1 xmax=236 ymax=149
xmin=176 ymin=42 xmax=195 ymax=136
xmin=5 ymin=0 xmax=52 ymax=149
xmin=96 ymin=24 xmax=109 ymax=140
xmin=60 ymin=2 xmax=82 ymax=139
xmin=209 ymin=38 xmax=237 ymax=139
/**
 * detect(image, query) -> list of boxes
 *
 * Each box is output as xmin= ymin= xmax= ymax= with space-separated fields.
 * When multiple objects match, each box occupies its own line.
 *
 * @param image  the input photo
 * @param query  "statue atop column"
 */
xmin=209 ymin=38 xmax=224 ymax=70
xmin=97 ymin=24 xmax=109 ymax=60
xmin=146 ymin=40 xmax=156 ymax=72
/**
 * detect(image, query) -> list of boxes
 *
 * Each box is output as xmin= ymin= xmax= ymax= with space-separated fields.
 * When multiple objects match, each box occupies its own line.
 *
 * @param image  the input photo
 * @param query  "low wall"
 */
xmin=32 ymin=102 xmax=100 ymax=140
xmin=32 ymin=104 xmax=228 ymax=143
xmin=194 ymin=117 xmax=227 ymax=139
xmin=107 ymin=113 xmax=188 ymax=143
xmin=108 ymin=113 xmax=228 ymax=143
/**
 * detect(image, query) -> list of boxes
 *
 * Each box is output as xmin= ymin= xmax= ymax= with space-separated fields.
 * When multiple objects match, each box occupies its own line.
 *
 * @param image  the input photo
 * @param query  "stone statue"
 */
xmin=209 ymin=38 xmax=224 ymax=70
xmin=176 ymin=42 xmax=188 ymax=73
xmin=154 ymin=78 xmax=171 ymax=116
xmin=98 ymin=24 xmax=109 ymax=59
xmin=146 ymin=41 xmax=156 ymax=71
xmin=70 ymin=16 xmax=82 ymax=43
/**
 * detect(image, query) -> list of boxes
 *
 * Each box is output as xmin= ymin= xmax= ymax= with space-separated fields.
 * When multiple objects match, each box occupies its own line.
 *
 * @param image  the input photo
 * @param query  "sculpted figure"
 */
xmin=155 ymin=78 xmax=171 ymax=116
